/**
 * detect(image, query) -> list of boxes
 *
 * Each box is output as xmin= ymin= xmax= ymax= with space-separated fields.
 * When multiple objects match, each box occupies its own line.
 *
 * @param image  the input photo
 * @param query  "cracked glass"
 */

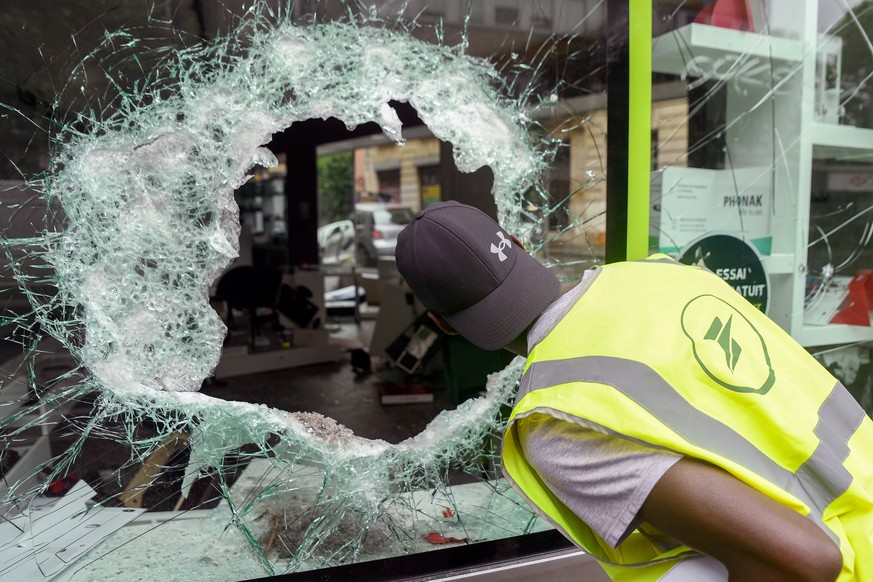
xmin=650 ymin=0 xmax=873 ymax=411
xmin=0 ymin=0 xmax=871 ymax=580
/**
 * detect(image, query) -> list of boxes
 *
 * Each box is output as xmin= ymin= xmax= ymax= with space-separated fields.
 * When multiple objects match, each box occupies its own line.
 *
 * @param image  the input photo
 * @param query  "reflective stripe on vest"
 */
xmin=517 ymin=356 xmax=866 ymax=545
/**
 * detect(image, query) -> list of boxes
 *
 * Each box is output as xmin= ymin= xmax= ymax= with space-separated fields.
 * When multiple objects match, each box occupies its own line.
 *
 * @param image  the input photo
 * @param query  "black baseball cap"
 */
xmin=394 ymin=201 xmax=561 ymax=351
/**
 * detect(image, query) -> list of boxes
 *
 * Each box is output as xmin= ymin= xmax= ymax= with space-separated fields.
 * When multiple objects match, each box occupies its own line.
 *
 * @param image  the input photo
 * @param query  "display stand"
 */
xmin=212 ymin=269 xmax=341 ymax=379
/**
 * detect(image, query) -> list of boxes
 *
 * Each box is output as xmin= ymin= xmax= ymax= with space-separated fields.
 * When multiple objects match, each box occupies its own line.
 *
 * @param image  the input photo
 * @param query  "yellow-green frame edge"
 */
xmin=626 ymin=0 xmax=652 ymax=260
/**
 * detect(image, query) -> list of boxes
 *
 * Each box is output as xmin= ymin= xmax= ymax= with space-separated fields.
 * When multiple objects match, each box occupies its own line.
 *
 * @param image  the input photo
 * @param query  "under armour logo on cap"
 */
xmin=394 ymin=200 xmax=561 ymax=351
xmin=491 ymin=231 xmax=511 ymax=262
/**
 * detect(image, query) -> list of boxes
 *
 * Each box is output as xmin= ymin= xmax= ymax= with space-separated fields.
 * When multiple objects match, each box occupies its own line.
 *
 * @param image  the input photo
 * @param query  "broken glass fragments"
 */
xmin=0 ymin=3 xmax=583 ymax=575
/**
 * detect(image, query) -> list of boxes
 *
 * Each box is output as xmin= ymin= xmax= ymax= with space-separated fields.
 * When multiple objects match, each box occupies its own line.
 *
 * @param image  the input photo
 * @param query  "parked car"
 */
xmin=317 ymin=203 xmax=416 ymax=267
xmin=353 ymin=203 xmax=415 ymax=266
xmin=317 ymin=219 xmax=356 ymax=265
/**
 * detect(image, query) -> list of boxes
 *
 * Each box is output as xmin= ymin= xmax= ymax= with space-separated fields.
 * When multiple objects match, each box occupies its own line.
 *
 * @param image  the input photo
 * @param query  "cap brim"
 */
xmin=442 ymin=252 xmax=561 ymax=351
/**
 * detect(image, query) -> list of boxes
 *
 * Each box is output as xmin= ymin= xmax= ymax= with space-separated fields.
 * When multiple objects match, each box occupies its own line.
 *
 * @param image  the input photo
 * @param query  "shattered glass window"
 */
xmin=0 ymin=1 xmax=612 ymax=578
xmin=0 ymin=0 xmax=871 ymax=580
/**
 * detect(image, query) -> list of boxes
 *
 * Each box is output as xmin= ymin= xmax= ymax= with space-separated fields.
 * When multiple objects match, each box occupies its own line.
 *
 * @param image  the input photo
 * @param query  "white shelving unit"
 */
xmin=653 ymin=1 xmax=873 ymax=348
xmin=651 ymin=23 xmax=803 ymax=75
xmin=811 ymin=123 xmax=873 ymax=163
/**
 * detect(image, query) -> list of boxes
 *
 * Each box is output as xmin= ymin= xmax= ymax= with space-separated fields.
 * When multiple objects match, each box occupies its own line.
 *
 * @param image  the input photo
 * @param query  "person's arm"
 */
xmin=640 ymin=458 xmax=843 ymax=581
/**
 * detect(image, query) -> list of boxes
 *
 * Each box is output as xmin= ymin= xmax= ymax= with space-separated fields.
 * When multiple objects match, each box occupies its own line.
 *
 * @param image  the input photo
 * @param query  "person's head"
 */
xmin=394 ymin=201 xmax=560 ymax=352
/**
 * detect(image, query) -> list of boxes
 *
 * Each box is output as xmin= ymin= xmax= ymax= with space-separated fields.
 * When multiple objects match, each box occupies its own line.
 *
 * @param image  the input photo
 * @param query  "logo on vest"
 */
xmin=681 ymin=294 xmax=775 ymax=394
xmin=491 ymin=231 xmax=511 ymax=262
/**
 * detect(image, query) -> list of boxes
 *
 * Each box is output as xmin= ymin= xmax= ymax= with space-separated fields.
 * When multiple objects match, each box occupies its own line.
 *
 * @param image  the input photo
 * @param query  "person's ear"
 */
xmin=510 ymin=234 xmax=525 ymax=250
xmin=427 ymin=311 xmax=458 ymax=335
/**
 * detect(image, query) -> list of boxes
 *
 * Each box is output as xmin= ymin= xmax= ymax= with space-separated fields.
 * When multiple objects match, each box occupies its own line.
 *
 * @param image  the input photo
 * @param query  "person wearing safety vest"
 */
xmin=395 ymin=201 xmax=872 ymax=581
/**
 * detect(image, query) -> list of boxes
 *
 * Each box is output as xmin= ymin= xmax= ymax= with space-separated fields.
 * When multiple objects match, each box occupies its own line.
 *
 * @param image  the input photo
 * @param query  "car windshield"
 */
xmin=372 ymin=208 xmax=414 ymax=226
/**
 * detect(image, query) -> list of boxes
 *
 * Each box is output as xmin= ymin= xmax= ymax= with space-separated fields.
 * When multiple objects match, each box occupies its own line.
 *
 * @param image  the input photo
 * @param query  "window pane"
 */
xmin=0 ymin=0 xmax=621 ymax=579
xmin=651 ymin=0 xmax=873 ymax=413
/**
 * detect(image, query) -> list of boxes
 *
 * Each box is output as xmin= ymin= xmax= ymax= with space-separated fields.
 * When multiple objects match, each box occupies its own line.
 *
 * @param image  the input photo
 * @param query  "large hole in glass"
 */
xmin=1 ymin=8 xmax=579 ymax=576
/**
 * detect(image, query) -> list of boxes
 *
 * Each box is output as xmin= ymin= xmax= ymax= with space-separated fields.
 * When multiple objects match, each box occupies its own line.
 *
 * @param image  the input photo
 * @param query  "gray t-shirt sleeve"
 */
xmin=516 ymin=414 xmax=682 ymax=548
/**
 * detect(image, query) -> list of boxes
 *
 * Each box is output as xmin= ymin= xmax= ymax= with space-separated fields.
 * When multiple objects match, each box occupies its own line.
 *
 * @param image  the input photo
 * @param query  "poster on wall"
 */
xmin=421 ymin=183 xmax=441 ymax=208
xmin=652 ymin=166 xmax=773 ymax=256
xmin=679 ymin=233 xmax=770 ymax=313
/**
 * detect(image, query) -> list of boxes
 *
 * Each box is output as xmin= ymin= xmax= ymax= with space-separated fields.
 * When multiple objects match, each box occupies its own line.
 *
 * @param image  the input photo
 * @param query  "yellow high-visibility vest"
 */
xmin=502 ymin=255 xmax=873 ymax=580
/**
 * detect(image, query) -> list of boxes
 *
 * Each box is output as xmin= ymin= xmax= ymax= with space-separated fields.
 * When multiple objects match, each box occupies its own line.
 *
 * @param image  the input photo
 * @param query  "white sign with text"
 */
xmin=653 ymin=166 xmax=773 ymax=254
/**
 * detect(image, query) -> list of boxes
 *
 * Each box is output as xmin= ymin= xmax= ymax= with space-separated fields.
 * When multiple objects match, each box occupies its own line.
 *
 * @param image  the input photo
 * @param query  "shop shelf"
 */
xmin=652 ymin=23 xmax=804 ymax=77
xmin=811 ymin=123 xmax=873 ymax=162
